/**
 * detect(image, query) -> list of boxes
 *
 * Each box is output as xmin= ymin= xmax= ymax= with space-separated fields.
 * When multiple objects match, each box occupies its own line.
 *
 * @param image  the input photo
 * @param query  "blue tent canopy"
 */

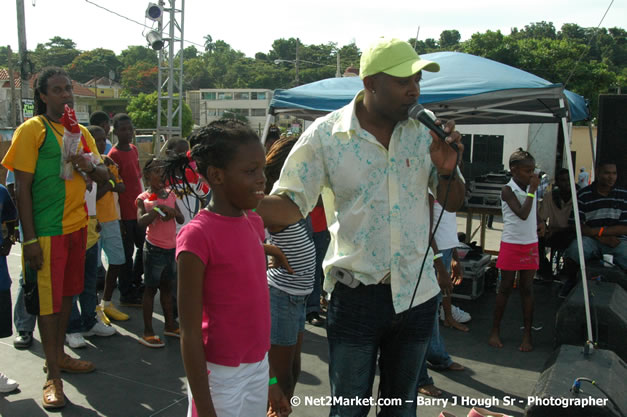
xmin=270 ymin=52 xmax=589 ymax=124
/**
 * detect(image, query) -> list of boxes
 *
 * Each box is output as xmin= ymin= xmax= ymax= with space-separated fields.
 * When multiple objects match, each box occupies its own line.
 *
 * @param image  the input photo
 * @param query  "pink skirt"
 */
xmin=496 ymin=241 xmax=539 ymax=271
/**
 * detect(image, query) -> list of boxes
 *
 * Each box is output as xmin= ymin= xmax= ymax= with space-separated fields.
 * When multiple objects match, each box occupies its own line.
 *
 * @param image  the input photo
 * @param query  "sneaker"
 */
xmin=95 ymin=305 xmax=111 ymax=326
xmin=439 ymin=305 xmax=445 ymax=321
xmin=83 ymin=321 xmax=116 ymax=337
xmin=451 ymin=305 xmax=471 ymax=323
xmin=65 ymin=333 xmax=87 ymax=349
xmin=13 ymin=331 xmax=33 ymax=350
xmin=103 ymin=303 xmax=129 ymax=321
xmin=0 ymin=372 xmax=19 ymax=393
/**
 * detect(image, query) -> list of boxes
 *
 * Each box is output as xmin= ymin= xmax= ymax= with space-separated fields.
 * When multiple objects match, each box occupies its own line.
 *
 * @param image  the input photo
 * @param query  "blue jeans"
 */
xmin=565 ymin=236 xmax=627 ymax=269
xmin=13 ymin=273 xmax=36 ymax=332
xmin=269 ymin=286 xmax=307 ymax=345
xmin=327 ymin=282 xmax=437 ymax=417
xmin=68 ymin=244 xmax=99 ymax=333
xmin=307 ymin=230 xmax=330 ymax=315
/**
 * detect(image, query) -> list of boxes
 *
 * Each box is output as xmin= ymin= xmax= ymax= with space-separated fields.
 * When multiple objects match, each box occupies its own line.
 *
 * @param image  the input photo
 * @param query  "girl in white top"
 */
xmin=489 ymin=149 xmax=543 ymax=352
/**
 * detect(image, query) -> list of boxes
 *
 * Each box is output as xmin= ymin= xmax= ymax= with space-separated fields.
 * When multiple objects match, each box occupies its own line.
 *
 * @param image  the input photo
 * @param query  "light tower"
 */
xmin=147 ymin=1 xmax=185 ymax=149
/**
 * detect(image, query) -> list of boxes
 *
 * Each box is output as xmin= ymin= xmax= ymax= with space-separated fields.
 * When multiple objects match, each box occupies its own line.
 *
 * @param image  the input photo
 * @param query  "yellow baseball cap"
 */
xmin=359 ymin=38 xmax=440 ymax=79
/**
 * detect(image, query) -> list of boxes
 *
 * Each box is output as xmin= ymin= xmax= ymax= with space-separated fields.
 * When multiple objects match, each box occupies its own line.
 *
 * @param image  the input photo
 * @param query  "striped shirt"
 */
xmin=267 ymin=219 xmax=316 ymax=296
xmin=570 ymin=182 xmax=627 ymax=240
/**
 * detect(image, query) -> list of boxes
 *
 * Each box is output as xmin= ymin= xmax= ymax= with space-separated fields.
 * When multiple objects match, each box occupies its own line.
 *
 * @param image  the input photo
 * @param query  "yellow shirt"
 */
xmin=271 ymin=91 xmax=453 ymax=313
xmin=96 ymin=157 xmax=122 ymax=223
xmin=2 ymin=116 xmax=101 ymax=236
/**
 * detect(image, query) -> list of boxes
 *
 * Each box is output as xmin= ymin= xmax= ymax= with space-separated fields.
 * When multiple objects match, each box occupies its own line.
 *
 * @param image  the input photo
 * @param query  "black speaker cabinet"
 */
xmin=526 ymin=345 xmax=627 ymax=417
xmin=555 ymin=282 xmax=626 ymax=361
xmin=596 ymin=95 xmax=627 ymax=187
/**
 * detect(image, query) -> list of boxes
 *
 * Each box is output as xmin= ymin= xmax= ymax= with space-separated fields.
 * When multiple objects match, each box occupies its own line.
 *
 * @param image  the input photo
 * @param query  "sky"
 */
xmin=5 ymin=0 xmax=626 ymax=59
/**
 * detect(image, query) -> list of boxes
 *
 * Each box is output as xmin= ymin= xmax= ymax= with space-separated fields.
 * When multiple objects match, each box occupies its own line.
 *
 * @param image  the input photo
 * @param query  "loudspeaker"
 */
xmin=555 ymin=282 xmax=627 ymax=361
xmin=526 ymin=345 xmax=627 ymax=417
xmin=579 ymin=262 xmax=627 ymax=292
xmin=596 ymin=95 xmax=627 ymax=187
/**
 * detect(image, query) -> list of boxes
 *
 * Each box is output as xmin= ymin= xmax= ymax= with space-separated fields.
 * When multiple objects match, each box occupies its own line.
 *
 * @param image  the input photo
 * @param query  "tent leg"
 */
xmin=587 ymin=122 xmax=596 ymax=182
xmin=560 ymin=98 xmax=594 ymax=347
xmin=261 ymin=114 xmax=273 ymax=145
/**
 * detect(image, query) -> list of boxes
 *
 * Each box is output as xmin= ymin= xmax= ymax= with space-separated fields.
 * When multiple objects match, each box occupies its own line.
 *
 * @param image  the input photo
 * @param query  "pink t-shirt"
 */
xmin=175 ymin=209 xmax=270 ymax=367
xmin=138 ymin=190 xmax=177 ymax=249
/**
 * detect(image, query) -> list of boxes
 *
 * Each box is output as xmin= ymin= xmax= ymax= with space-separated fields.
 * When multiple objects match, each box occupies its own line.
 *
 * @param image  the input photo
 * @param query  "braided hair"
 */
xmin=508 ymin=148 xmax=535 ymax=169
xmin=264 ymin=136 xmax=297 ymax=194
xmin=33 ymin=67 xmax=70 ymax=116
xmin=162 ymin=119 xmax=260 ymax=201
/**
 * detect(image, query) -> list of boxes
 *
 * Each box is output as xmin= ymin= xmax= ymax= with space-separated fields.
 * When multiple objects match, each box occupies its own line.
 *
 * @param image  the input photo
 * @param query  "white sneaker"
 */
xmin=0 ymin=372 xmax=19 ymax=393
xmin=451 ymin=305 xmax=471 ymax=323
xmin=65 ymin=332 xmax=88 ymax=348
xmin=82 ymin=320 xmax=116 ymax=337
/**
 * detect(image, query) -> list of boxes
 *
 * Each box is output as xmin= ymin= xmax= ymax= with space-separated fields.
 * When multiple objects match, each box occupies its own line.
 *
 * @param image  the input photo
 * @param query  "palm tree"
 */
xmin=204 ymin=34 xmax=214 ymax=54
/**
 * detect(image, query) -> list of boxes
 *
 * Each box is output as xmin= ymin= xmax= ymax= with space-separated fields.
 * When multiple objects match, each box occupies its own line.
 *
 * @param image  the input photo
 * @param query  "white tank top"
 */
xmin=501 ymin=179 xmax=538 ymax=244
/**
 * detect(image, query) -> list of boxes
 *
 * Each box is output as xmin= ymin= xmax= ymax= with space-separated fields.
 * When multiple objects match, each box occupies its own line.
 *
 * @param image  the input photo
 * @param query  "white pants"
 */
xmin=187 ymin=354 xmax=269 ymax=417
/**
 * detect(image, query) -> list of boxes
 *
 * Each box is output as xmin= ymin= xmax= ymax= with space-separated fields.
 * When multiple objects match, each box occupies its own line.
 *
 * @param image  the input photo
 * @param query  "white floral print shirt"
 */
xmin=272 ymin=91 xmax=450 ymax=313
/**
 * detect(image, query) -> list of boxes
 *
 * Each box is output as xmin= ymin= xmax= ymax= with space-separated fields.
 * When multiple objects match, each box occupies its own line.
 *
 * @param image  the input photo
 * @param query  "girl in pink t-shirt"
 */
xmin=166 ymin=120 xmax=291 ymax=417
xmin=136 ymin=159 xmax=184 ymax=348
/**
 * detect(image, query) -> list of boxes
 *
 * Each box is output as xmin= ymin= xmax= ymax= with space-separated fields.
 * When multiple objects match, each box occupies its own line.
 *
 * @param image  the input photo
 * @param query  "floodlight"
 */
xmin=146 ymin=3 xmax=163 ymax=21
xmin=146 ymin=30 xmax=164 ymax=50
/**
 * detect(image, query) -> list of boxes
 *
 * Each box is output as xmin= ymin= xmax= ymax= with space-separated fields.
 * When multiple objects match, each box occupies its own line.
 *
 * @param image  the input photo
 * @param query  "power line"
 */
xmin=83 ymin=0 xmax=205 ymax=50
xmin=562 ymin=0 xmax=614 ymax=88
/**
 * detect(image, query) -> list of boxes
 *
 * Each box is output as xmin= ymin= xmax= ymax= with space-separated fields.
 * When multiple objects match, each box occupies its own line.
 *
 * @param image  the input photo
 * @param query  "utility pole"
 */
xmin=295 ymin=38 xmax=300 ymax=86
xmin=7 ymin=46 xmax=18 ymax=128
xmin=16 ymin=0 xmax=31 ymax=121
xmin=336 ymin=50 xmax=341 ymax=78
xmin=156 ymin=0 xmax=185 ymax=151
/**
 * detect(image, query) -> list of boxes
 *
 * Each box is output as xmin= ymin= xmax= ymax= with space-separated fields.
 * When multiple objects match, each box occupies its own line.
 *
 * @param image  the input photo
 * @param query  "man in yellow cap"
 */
xmin=258 ymin=38 xmax=464 ymax=416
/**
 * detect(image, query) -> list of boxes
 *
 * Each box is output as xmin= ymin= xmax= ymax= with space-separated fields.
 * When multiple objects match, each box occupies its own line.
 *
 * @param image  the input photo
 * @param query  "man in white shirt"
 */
xmin=260 ymin=38 xmax=464 ymax=416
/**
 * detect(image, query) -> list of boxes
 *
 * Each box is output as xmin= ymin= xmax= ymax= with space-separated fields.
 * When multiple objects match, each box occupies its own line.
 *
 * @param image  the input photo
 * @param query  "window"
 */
xmin=227 ymin=109 xmax=249 ymax=116
xmin=205 ymin=108 xmax=217 ymax=116
xmin=251 ymin=108 xmax=266 ymax=117
xmin=251 ymin=92 xmax=267 ymax=100
xmin=217 ymin=92 xmax=233 ymax=100
xmin=234 ymin=92 xmax=249 ymax=100
xmin=201 ymin=92 xmax=216 ymax=100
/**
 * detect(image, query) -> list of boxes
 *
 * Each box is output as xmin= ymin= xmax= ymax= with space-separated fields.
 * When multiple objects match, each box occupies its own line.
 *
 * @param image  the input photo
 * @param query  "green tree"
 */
xmin=204 ymin=34 xmax=214 ymax=53
xmin=183 ymin=56 xmax=211 ymax=89
xmin=127 ymin=92 xmax=193 ymax=137
xmin=66 ymin=48 xmax=121 ymax=82
xmin=119 ymin=45 xmax=157 ymax=67
xmin=31 ymin=36 xmax=81 ymax=70
xmin=221 ymin=109 xmax=249 ymax=124
xmin=182 ymin=45 xmax=199 ymax=60
xmin=439 ymin=30 xmax=461 ymax=50
xmin=121 ymin=61 xmax=158 ymax=95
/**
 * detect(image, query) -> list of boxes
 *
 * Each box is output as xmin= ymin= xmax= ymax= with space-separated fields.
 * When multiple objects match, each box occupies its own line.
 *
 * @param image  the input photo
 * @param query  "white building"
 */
xmin=186 ymin=88 xmax=272 ymax=134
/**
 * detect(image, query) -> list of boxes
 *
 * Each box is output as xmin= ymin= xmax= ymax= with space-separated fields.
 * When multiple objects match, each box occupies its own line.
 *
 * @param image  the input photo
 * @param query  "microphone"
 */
xmin=408 ymin=104 xmax=458 ymax=151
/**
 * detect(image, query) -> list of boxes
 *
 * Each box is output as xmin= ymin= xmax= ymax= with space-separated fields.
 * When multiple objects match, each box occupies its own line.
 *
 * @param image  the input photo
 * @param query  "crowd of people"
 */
xmin=0 ymin=37 xmax=625 ymax=417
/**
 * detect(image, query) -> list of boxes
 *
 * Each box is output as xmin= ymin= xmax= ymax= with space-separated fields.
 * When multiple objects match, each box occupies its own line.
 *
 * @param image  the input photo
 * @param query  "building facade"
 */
xmin=186 ymin=88 xmax=272 ymax=134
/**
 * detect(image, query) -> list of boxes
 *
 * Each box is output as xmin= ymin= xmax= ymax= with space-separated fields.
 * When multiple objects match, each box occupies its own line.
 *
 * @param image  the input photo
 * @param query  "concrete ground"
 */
xmin=0 ymin=215 xmax=568 ymax=417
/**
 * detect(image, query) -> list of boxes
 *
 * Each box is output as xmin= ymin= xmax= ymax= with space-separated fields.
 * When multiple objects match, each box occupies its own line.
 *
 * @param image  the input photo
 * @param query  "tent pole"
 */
xmin=560 ymin=98 xmax=594 ymax=347
xmin=261 ymin=114 xmax=273 ymax=145
xmin=587 ymin=122 xmax=596 ymax=181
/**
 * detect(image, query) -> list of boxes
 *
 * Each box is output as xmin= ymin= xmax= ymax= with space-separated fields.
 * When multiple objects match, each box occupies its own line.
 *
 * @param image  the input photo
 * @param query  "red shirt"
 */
xmin=108 ymin=145 xmax=143 ymax=220
xmin=309 ymin=205 xmax=328 ymax=233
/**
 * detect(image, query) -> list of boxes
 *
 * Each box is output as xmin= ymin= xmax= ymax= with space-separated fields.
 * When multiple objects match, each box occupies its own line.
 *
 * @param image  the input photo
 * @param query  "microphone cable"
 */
xmin=374 ymin=142 xmax=459 ymax=413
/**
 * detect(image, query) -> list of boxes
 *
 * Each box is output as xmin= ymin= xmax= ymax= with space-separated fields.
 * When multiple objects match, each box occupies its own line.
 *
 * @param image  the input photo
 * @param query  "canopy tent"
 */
xmin=265 ymin=51 xmax=597 ymax=348
xmin=268 ymin=51 xmax=589 ymax=124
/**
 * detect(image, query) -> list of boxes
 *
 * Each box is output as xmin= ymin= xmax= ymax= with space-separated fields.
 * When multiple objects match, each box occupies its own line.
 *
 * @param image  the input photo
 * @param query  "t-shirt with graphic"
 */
xmin=2 ymin=116 xmax=100 ymax=237
xmin=96 ymin=155 xmax=123 ymax=224
xmin=175 ymin=210 xmax=270 ymax=367
xmin=108 ymin=144 xmax=142 ymax=221
xmin=137 ymin=190 xmax=177 ymax=250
